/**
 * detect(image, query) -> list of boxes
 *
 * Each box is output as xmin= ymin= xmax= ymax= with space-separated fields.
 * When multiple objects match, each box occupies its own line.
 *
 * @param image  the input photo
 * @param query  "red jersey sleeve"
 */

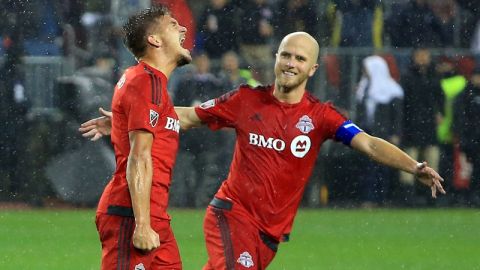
xmin=122 ymin=74 xmax=164 ymax=135
xmin=322 ymin=103 xmax=348 ymax=140
xmin=194 ymin=89 xmax=241 ymax=130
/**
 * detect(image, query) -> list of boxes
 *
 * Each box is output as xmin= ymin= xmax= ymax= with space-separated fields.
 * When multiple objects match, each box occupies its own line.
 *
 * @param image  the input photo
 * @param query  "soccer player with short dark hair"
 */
xmin=81 ymin=6 xmax=191 ymax=270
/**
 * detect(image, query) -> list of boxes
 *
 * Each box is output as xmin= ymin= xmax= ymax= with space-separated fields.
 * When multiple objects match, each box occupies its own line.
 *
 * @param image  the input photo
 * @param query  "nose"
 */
xmin=179 ymin=25 xmax=187 ymax=34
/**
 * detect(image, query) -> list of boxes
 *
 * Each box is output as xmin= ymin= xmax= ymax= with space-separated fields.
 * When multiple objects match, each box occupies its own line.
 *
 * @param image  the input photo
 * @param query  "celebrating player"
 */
xmin=81 ymin=32 xmax=445 ymax=269
xmin=80 ymin=6 xmax=191 ymax=270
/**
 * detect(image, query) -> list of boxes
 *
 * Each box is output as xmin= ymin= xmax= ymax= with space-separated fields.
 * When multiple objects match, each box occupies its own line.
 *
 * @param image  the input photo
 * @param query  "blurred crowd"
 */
xmin=1 ymin=0 xmax=480 ymax=207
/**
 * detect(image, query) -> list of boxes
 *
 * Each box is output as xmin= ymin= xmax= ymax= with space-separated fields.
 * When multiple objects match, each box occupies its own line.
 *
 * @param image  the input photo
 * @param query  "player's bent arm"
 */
xmin=350 ymin=132 xmax=418 ymax=174
xmin=175 ymin=106 xmax=203 ymax=130
xmin=126 ymin=130 xmax=160 ymax=251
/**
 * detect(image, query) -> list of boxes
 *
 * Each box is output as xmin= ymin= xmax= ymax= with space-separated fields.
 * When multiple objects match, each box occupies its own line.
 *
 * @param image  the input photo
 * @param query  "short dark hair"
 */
xmin=123 ymin=6 xmax=170 ymax=58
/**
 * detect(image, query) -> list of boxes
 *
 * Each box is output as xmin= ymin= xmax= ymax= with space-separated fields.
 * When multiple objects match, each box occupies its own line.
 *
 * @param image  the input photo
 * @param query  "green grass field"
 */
xmin=1 ymin=208 xmax=479 ymax=269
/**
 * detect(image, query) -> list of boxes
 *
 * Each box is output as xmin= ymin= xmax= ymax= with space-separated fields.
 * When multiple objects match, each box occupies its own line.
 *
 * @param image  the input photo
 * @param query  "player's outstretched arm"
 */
xmin=175 ymin=106 xmax=203 ymax=130
xmin=78 ymin=107 xmax=112 ymax=141
xmin=350 ymin=132 xmax=446 ymax=198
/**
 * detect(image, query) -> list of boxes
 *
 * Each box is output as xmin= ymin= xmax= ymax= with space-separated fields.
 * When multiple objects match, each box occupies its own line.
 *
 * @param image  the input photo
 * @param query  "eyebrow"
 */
xmin=280 ymin=50 xmax=307 ymax=61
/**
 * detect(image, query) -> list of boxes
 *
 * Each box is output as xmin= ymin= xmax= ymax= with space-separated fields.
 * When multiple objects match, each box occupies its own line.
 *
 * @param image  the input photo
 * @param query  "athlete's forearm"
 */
xmin=352 ymin=133 xmax=418 ymax=174
xmin=126 ymin=131 xmax=154 ymax=226
xmin=126 ymin=152 xmax=153 ymax=226
xmin=175 ymin=106 xmax=202 ymax=130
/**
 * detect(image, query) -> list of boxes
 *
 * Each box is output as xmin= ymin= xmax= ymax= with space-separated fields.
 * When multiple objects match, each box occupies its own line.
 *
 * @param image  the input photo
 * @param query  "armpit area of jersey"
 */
xmin=335 ymin=120 xmax=363 ymax=146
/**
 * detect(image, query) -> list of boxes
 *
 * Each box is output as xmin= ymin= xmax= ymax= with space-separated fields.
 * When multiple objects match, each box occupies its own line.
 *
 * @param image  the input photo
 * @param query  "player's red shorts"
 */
xmin=96 ymin=209 xmax=182 ymax=270
xmin=202 ymin=198 xmax=278 ymax=270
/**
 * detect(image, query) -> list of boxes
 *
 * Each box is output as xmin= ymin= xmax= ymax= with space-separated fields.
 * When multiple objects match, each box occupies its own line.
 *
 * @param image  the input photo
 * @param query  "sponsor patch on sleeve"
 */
xmin=149 ymin=109 xmax=159 ymax=127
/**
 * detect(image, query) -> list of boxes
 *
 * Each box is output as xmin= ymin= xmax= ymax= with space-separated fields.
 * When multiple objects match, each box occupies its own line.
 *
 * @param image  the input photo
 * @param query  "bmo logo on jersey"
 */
xmin=249 ymin=133 xmax=286 ymax=151
xmin=249 ymin=133 xmax=311 ymax=158
xmin=290 ymin=135 xmax=311 ymax=158
xmin=165 ymin=117 xmax=180 ymax=133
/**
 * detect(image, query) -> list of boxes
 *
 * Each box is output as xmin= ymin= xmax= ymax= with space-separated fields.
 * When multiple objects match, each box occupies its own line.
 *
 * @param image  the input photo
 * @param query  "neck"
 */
xmin=139 ymin=52 xmax=177 ymax=78
xmin=273 ymin=81 xmax=306 ymax=104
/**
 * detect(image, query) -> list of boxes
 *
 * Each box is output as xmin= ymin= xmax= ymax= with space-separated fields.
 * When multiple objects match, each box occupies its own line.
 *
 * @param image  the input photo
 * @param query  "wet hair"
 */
xmin=123 ymin=6 xmax=170 ymax=58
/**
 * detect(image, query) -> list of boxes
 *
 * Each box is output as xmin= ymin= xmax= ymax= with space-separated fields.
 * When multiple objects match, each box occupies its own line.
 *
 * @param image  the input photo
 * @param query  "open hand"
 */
xmin=415 ymin=161 xmax=446 ymax=198
xmin=78 ymin=107 xmax=112 ymax=141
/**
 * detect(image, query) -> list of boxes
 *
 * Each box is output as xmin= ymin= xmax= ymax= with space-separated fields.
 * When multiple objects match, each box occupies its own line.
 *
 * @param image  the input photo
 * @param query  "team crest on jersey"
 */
xmin=199 ymin=99 xmax=215 ymax=109
xmin=290 ymin=135 xmax=311 ymax=158
xmin=295 ymin=115 xmax=314 ymax=134
xmin=237 ymin=251 xmax=254 ymax=268
xmin=134 ymin=263 xmax=145 ymax=270
xmin=150 ymin=109 xmax=159 ymax=127
xmin=117 ymin=74 xmax=126 ymax=89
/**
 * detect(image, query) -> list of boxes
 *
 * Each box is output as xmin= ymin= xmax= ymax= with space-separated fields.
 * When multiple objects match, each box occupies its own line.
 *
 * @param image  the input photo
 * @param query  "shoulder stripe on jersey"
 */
xmin=155 ymin=75 xmax=162 ymax=106
xmin=144 ymin=66 xmax=162 ymax=106
xmin=148 ymin=73 xmax=156 ymax=105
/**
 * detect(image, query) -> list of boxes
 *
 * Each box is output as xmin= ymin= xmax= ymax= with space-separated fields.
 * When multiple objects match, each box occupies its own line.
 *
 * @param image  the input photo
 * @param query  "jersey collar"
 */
xmin=140 ymin=61 xmax=168 ymax=82
xmin=268 ymin=85 xmax=308 ymax=108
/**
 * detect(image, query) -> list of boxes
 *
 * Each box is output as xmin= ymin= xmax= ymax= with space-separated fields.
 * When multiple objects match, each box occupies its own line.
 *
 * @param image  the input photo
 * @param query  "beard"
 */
xmin=276 ymin=74 xmax=307 ymax=93
xmin=176 ymin=51 xmax=192 ymax=67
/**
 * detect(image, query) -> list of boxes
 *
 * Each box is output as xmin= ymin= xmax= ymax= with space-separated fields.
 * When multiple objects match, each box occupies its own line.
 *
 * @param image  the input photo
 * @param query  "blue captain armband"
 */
xmin=335 ymin=120 xmax=363 ymax=146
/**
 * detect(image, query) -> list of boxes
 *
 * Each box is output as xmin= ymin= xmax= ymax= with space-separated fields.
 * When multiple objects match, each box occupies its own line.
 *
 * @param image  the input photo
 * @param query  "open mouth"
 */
xmin=180 ymin=36 xmax=185 ymax=46
xmin=282 ymin=70 xmax=296 ymax=77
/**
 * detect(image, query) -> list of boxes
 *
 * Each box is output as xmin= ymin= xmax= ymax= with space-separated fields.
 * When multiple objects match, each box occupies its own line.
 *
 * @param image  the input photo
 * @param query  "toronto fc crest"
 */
xmin=295 ymin=115 xmax=314 ymax=134
xmin=237 ymin=251 xmax=254 ymax=268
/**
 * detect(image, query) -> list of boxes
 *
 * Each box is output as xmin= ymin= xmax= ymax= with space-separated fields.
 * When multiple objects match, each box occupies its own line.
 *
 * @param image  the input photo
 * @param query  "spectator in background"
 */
xmin=453 ymin=0 xmax=479 ymax=48
xmin=471 ymin=19 xmax=480 ymax=56
xmin=330 ymin=0 xmax=383 ymax=48
xmin=356 ymin=55 xmax=404 ymax=206
xmin=430 ymin=0 xmax=459 ymax=47
xmin=387 ymin=0 xmax=442 ymax=48
xmin=435 ymin=57 xmax=467 ymax=204
xmin=0 ymin=34 xmax=29 ymax=200
xmin=454 ymin=66 xmax=480 ymax=206
xmin=217 ymin=51 xmax=259 ymax=89
xmin=173 ymin=52 xmax=229 ymax=207
xmin=196 ymin=0 xmax=238 ymax=59
xmin=238 ymin=0 xmax=275 ymax=84
xmin=61 ymin=0 xmax=88 ymax=51
xmin=274 ymin=0 xmax=319 ymax=42
xmin=400 ymin=48 xmax=441 ymax=204
xmin=0 ymin=0 xmax=63 ymax=56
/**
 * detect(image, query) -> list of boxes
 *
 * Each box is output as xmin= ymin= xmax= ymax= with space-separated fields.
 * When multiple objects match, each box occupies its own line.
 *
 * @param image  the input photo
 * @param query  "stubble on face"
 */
xmin=177 ymin=53 xmax=191 ymax=67
xmin=274 ymin=32 xmax=319 ymax=93
xmin=157 ymin=15 xmax=192 ymax=67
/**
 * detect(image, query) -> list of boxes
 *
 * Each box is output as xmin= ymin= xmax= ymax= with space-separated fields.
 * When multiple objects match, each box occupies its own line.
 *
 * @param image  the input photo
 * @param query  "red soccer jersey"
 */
xmin=195 ymin=85 xmax=347 ymax=240
xmin=97 ymin=62 xmax=180 ymax=220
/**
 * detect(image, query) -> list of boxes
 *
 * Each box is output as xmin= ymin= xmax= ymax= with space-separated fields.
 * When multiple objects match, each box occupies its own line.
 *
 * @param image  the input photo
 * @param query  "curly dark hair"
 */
xmin=122 ymin=6 xmax=170 ymax=58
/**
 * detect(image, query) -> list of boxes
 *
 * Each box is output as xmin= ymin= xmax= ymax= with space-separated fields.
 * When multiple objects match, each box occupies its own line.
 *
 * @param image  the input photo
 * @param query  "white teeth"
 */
xmin=283 ymin=71 xmax=295 ymax=76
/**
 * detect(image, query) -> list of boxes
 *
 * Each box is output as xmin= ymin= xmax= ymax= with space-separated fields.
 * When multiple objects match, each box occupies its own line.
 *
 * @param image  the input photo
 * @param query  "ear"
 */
xmin=308 ymin=63 xmax=319 ymax=77
xmin=147 ymin=35 xmax=161 ymax=48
